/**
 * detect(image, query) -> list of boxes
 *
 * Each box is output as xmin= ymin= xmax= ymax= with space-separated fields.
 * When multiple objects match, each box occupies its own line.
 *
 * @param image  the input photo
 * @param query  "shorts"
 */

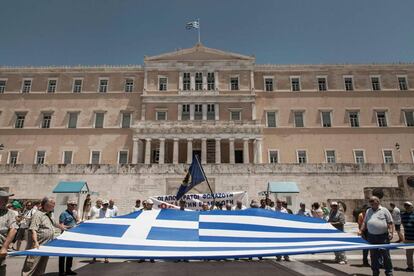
xmin=395 ymin=224 xmax=401 ymax=231
xmin=15 ymin=228 xmax=27 ymax=241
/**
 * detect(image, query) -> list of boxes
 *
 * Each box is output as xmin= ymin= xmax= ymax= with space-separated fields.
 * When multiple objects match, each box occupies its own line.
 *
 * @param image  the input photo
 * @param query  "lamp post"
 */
xmin=395 ymin=142 xmax=401 ymax=163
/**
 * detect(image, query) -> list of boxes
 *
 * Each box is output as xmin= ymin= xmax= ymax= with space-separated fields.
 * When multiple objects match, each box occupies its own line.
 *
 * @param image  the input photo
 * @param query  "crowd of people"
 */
xmin=0 ymin=190 xmax=413 ymax=276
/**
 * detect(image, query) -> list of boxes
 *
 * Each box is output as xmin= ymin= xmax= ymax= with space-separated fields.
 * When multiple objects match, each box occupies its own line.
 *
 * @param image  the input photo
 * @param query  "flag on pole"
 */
xmin=176 ymin=155 xmax=206 ymax=200
xmin=186 ymin=20 xmax=200 ymax=29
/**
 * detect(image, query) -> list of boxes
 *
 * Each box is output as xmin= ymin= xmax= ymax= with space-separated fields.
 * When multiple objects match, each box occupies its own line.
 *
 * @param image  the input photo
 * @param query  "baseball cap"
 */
xmin=0 ymin=190 xmax=14 ymax=197
xmin=404 ymin=201 xmax=413 ymax=207
xmin=102 ymin=200 xmax=109 ymax=205
xmin=147 ymin=199 xmax=154 ymax=205
xmin=330 ymin=201 xmax=338 ymax=206
xmin=67 ymin=199 xmax=77 ymax=205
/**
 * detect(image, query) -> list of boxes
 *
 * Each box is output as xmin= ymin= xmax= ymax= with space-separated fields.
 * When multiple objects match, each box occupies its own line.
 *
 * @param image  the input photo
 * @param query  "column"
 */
xmin=178 ymin=72 xmax=183 ymax=91
xmin=201 ymin=138 xmax=207 ymax=164
xmin=243 ymin=138 xmax=249 ymax=164
xmin=250 ymin=71 xmax=255 ymax=91
xmin=214 ymin=71 xmax=218 ymax=90
xmin=215 ymin=138 xmax=221 ymax=164
xmin=159 ymin=138 xmax=165 ymax=164
xmin=132 ymin=138 xmax=139 ymax=164
xmin=187 ymin=138 xmax=193 ymax=164
xmin=202 ymin=104 xmax=207 ymax=120
xmin=190 ymin=73 xmax=195 ymax=90
xmin=229 ymin=138 xmax=235 ymax=164
xmin=190 ymin=104 xmax=195 ymax=120
xmin=254 ymin=138 xmax=263 ymax=164
xmin=143 ymin=71 xmax=148 ymax=94
xmin=144 ymin=138 xmax=151 ymax=164
xmin=173 ymin=138 xmax=179 ymax=164
xmin=178 ymin=104 xmax=182 ymax=121
xmin=202 ymin=74 xmax=207 ymax=90
xmin=215 ymin=104 xmax=219 ymax=121
xmin=251 ymin=103 xmax=256 ymax=121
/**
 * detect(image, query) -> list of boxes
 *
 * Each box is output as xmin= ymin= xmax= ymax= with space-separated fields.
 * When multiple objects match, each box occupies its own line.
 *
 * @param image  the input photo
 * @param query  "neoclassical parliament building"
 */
xmin=1 ymin=44 xmax=414 ymax=211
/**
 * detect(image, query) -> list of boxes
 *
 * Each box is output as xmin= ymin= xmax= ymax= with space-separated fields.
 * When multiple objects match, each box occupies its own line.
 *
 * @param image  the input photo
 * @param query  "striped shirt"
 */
xmin=401 ymin=211 xmax=414 ymax=240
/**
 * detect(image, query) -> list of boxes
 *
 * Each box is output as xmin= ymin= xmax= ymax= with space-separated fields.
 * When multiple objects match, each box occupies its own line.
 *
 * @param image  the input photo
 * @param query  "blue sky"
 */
xmin=0 ymin=0 xmax=413 ymax=66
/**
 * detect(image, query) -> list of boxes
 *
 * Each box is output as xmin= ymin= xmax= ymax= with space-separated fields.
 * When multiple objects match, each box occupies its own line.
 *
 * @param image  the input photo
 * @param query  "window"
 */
xmin=22 ymin=79 xmax=32 ymax=93
xmin=47 ymin=79 xmax=57 ymax=93
xmin=266 ymin=111 xmax=277 ymax=127
xmin=68 ymin=112 xmax=78 ymax=128
xmin=269 ymin=150 xmax=279 ymax=164
xmin=297 ymin=150 xmax=307 ymax=164
xmin=121 ymin=112 xmax=131 ymax=128
xmin=159 ymin=77 xmax=167 ymax=91
xmin=230 ymin=77 xmax=239 ymax=91
xmin=195 ymin=72 xmax=203 ymax=91
xmin=349 ymin=111 xmax=360 ymax=127
xmin=8 ymin=151 xmax=18 ymax=165
xmin=325 ymin=150 xmax=336 ymax=163
xmin=354 ymin=150 xmax=365 ymax=164
xmin=294 ymin=111 xmax=304 ymax=127
xmin=264 ymin=78 xmax=274 ymax=92
xmin=344 ymin=77 xmax=354 ymax=91
xmin=183 ymin=73 xmax=191 ymax=91
xmin=376 ymin=111 xmax=387 ymax=127
xmin=318 ymin=77 xmax=327 ymax=91
xmin=194 ymin=104 xmax=203 ymax=120
xmin=207 ymin=72 xmax=215 ymax=90
xmin=207 ymin=104 xmax=215 ymax=120
xmin=156 ymin=111 xmax=167 ymax=121
xmin=36 ymin=151 xmax=46 ymax=164
xmin=152 ymin=149 xmax=160 ymax=164
xmin=371 ymin=76 xmax=381 ymax=91
xmin=73 ymin=79 xmax=82 ymax=93
xmin=291 ymin=77 xmax=300 ymax=92
xmin=63 ymin=151 xmax=73 ymax=164
xmin=181 ymin=104 xmax=190 ymax=120
xmin=125 ymin=79 xmax=134 ymax=92
xmin=91 ymin=151 xmax=101 ymax=164
xmin=99 ymin=79 xmax=108 ymax=93
xmin=118 ymin=151 xmax=128 ymax=164
xmin=41 ymin=113 xmax=52 ymax=128
xmin=398 ymin=76 xmax=408 ymax=91
xmin=15 ymin=113 xmax=26 ymax=128
xmin=383 ymin=150 xmax=394 ymax=164
xmin=404 ymin=111 xmax=414 ymax=127
xmin=94 ymin=112 xmax=105 ymax=128
xmin=230 ymin=111 xmax=241 ymax=121
xmin=321 ymin=111 xmax=332 ymax=127
xmin=0 ymin=80 xmax=6 ymax=93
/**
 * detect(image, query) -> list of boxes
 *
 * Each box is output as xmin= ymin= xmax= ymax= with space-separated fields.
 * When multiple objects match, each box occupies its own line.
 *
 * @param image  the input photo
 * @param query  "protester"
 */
xmin=390 ymin=203 xmax=403 ymax=243
xmin=88 ymin=199 xmax=102 ymax=220
xmin=321 ymin=202 xmax=330 ymax=219
xmin=250 ymin=200 xmax=259 ymax=208
xmin=296 ymin=203 xmax=311 ymax=217
xmin=282 ymin=201 xmax=293 ymax=214
xmin=81 ymin=194 xmax=91 ymax=221
xmin=201 ymin=203 xmax=210 ymax=211
xmin=328 ymin=201 xmax=347 ymax=264
xmin=145 ymin=199 xmax=154 ymax=211
xmin=233 ymin=200 xmax=246 ymax=210
xmin=225 ymin=203 xmax=232 ymax=211
xmin=14 ymin=201 xmax=36 ymax=251
xmin=133 ymin=200 xmax=141 ymax=212
xmin=58 ymin=199 xmax=79 ymax=276
xmin=401 ymin=201 xmax=414 ymax=272
xmin=360 ymin=196 xmax=394 ymax=276
xmin=179 ymin=200 xmax=186 ymax=211
xmin=275 ymin=199 xmax=289 ymax=262
xmin=357 ymin=204 xmax=370 ymax=266
xmin=99 ymin=200 xmax=115 ymax=218
xmin=0 ymin=190 xmax=19 ymax=276
xmin=312 ymin=202 xmax=324 ymax=219
xmin=109 ymin=199 xmax=118 ymax=217
xmin=22 ymin=197 xmax=66 ymax=276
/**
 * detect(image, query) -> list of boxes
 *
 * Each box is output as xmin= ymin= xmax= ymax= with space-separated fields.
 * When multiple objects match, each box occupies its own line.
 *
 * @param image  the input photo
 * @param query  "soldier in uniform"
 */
xmin=21 ymin=197 xmax=66 ymax=276
xmin=0 ymin=190 xmax=19 ymax=276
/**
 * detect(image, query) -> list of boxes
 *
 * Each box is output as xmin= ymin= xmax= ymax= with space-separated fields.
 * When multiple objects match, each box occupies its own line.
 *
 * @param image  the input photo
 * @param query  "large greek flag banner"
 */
xmin=12 ymin=209 xmax=409 ymax=259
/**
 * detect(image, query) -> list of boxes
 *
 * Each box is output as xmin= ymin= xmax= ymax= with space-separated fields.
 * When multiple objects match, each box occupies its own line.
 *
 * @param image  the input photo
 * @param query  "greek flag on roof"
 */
xmin=12 ymin=209 xmax=410 ymax=259
xmin=186 ymin=20 xmax=200 ymax=29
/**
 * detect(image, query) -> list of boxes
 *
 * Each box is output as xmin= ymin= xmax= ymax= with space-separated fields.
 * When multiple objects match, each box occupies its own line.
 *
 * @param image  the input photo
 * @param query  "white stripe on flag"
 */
xmin=122 ymin=210 xmax=160 ymax=239
xmin=199 ymin=229 xmax=356 ymax=238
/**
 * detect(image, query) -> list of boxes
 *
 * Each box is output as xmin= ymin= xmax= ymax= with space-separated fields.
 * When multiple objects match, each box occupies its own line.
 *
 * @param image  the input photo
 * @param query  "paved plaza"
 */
xmin=6 ymin=251 xmax=412 ymax=276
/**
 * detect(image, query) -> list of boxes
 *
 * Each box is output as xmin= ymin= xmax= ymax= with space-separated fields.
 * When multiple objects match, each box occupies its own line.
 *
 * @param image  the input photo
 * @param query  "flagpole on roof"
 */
xmin=195 ymin=154 xmax=216 ymax=207
xmin=197 ymin=18 xmax=201 ymax=44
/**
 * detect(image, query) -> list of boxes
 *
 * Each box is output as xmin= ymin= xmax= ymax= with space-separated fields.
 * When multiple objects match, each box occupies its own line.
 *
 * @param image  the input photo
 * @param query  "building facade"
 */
xmin=1 ymin=44 xmax=414 ymax=213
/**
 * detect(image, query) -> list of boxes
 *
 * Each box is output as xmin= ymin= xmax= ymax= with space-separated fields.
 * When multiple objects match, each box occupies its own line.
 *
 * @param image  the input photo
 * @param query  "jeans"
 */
xmin=59 ymin=256 xmax=73 ymax=273
xmin=367 ymin=232 xmax=393 ymax=276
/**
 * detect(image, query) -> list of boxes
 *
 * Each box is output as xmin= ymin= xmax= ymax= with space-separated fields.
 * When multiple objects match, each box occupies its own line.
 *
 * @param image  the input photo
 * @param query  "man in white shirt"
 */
xmin=88 ymin=199 xmax=102 ymax=220
xmin=390 ymin=202 xmax=403 ymax=243
xmin=99 ymin=200 xmax=115 ymax=218
xmin=109 ymin=199 xmax=118 ymax=217
xmin=233 ymin=200 xmax=247 ymax=210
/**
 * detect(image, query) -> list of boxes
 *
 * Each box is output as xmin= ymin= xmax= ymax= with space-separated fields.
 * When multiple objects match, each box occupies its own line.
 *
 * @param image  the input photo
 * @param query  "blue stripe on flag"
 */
xmin=47 ymin=239 xmax=364 ymax=252
xmin=199 ymin=236 xmax=364 ymax=243
xmin=156 ymin=209 xmax=199 ymax=221
xmin=116 ymin=211 xmax=142 ymax=219
xmin=70 ymin=223 xmax=129 ymax=237
xmin=199 ymin=222 xmax=339 ymax=233
xmin=203 ymin=209 xmax=327 ymax=223
xmin=147 ymin=227 xmax=199 ymax=241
